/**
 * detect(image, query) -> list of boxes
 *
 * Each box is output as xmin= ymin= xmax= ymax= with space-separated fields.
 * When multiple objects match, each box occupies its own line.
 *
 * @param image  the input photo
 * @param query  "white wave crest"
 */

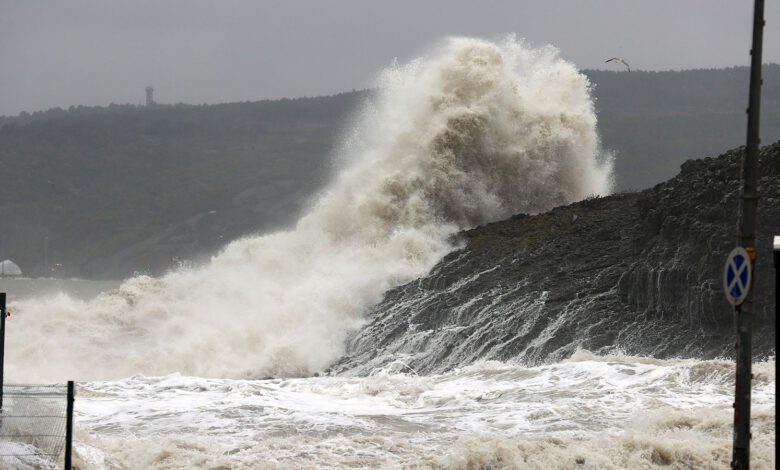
xmin=8 ymin=36 xmax=612 ymax=381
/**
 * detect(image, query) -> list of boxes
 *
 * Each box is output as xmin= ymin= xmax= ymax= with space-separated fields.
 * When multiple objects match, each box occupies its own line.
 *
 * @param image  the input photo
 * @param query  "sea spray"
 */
xmin=8 ymin=36 xmax=612 ymax=382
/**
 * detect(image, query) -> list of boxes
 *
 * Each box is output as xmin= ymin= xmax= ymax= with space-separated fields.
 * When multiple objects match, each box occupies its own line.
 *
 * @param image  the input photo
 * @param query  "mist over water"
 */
xmin=7 ymin=36 xmax=612 ymax=382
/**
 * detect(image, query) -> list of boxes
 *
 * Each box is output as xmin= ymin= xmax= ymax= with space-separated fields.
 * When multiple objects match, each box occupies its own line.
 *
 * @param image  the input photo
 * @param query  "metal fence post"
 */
xmin=65 ymin=381 xmax=74 ymax=470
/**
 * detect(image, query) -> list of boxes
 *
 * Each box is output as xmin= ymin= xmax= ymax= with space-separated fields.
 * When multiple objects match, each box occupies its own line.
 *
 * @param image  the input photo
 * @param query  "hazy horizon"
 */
xmin=5 ymin=64 xmax=780 ymax=119
xmin=2 ymin=0 xmax=779 ymax=116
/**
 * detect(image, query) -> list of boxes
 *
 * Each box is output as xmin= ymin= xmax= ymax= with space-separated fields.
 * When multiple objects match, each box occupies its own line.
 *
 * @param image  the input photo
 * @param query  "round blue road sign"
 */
xmin=723 ymin=247 xmax=752 ymax=306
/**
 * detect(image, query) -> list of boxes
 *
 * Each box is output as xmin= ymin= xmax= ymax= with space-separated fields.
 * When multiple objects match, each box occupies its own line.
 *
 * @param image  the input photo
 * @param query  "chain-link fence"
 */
xmin=0 ymin=383 xmax=73 ymax=470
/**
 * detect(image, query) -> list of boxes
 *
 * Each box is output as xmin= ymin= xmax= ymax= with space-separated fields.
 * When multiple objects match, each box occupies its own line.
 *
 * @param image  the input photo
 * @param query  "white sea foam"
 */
xmin=7 ymin=36 xmax=611 ymax=382
xmin=68 ymin=356 xmax=775 ymax=469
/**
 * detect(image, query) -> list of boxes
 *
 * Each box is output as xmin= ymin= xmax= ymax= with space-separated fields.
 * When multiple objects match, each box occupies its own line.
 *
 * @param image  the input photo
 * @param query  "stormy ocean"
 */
xmin=2 ymin=37 xmax=775 ymax=469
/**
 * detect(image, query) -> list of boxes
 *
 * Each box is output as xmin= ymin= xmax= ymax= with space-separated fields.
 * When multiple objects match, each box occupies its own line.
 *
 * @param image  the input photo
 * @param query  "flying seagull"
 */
xmin=605 ymin=57 xmax=630 ymax=72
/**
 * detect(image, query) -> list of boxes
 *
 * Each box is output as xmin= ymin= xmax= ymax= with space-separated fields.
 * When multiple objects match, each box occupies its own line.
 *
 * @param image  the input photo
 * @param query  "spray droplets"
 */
xmin=9 ymin=36 xmax=612 ymax=381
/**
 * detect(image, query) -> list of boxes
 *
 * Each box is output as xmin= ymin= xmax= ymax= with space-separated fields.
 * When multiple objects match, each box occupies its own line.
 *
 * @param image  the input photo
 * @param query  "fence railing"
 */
xmin=0 ymin=383 xmax=73 ymax=469
xmin=0 ymin=292 xmax=74 ymax=469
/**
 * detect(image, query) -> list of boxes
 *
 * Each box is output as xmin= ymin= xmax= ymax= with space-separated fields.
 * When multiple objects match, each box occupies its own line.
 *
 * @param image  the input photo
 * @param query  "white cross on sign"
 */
xmin=723 ymin=247 xmax=752 ymax=306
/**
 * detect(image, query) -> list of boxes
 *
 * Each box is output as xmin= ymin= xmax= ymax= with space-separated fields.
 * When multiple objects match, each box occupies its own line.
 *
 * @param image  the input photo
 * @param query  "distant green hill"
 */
xmin=0 ymin=66 xmax=778 ymax=279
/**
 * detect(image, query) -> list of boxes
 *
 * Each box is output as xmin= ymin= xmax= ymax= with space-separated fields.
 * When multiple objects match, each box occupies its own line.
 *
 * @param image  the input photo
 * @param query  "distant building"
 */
xmin=0 ymin=259 xmax=22 ymax=277
xmin=146 ymin=86 xmax=155 ymax=106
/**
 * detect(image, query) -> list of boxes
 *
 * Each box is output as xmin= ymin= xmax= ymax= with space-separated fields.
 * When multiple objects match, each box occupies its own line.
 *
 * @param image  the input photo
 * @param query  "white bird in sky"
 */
xmin=605 ymin=57 xmax=630 ymax=72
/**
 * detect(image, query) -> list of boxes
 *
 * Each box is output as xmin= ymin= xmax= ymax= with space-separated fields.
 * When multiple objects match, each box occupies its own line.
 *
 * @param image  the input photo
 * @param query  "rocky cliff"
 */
xmin=330 ymin=143 xmax=779 ymax=375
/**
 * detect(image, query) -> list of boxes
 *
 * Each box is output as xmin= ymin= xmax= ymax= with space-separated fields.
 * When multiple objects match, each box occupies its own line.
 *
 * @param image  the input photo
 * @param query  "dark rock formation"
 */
xmin=330 ymin=143 xmax=779 ymax=375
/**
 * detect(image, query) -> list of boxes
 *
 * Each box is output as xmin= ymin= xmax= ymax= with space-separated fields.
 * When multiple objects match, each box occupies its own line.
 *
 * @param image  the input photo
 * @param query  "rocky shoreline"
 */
xmin=331 ymin=143 xmax=779 ymax=375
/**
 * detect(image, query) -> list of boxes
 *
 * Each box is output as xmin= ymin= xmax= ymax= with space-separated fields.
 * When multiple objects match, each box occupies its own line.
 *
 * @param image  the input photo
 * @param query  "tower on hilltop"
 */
xmin=145 ymin=86 xmax=155 ymax=106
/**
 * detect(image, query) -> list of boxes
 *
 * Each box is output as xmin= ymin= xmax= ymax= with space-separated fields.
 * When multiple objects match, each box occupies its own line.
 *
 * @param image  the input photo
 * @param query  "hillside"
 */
xmin=330 ymin=142 xmax=780 ymax=375
xmin=587 ymin=66 xmax=780 ymax=189
xmin=1 ymin=66 xmax=779 ymax=278
xmin=0 ymin=93 xmax=365 ymax=278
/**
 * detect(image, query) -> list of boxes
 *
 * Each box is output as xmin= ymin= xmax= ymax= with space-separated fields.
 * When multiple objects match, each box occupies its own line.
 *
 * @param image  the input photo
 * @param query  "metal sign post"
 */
xmin=729 ymin=0 xmax=764 ymax=468
xmin=773 ymin=236 xmax=779 ymax=314
xmin=725 ymin=247 xmax=755 ymax=470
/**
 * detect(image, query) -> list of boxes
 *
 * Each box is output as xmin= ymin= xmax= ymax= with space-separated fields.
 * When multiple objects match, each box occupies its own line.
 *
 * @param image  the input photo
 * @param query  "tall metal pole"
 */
xmin=0 ymin=292 xmax=5 ymax=411
xmin=732 ymin=1 xmax=764 ymax=468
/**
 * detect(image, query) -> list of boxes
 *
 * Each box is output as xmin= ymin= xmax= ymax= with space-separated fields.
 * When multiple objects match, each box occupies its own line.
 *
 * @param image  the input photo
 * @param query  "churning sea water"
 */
xmin=70 ymin=355 xmax=775 ymax=469
xmin=1 ymin=36 xmax=773 ymax=469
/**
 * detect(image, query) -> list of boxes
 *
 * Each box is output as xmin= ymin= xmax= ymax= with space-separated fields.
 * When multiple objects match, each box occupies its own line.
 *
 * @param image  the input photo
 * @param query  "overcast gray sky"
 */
xmin=2 ymin=0 xmax=779 ymax=116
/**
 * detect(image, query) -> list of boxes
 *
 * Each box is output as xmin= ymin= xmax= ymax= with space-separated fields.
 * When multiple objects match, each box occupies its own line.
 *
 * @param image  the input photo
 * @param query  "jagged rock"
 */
xmin=330 ymin=143 xmax=779 ymax=375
